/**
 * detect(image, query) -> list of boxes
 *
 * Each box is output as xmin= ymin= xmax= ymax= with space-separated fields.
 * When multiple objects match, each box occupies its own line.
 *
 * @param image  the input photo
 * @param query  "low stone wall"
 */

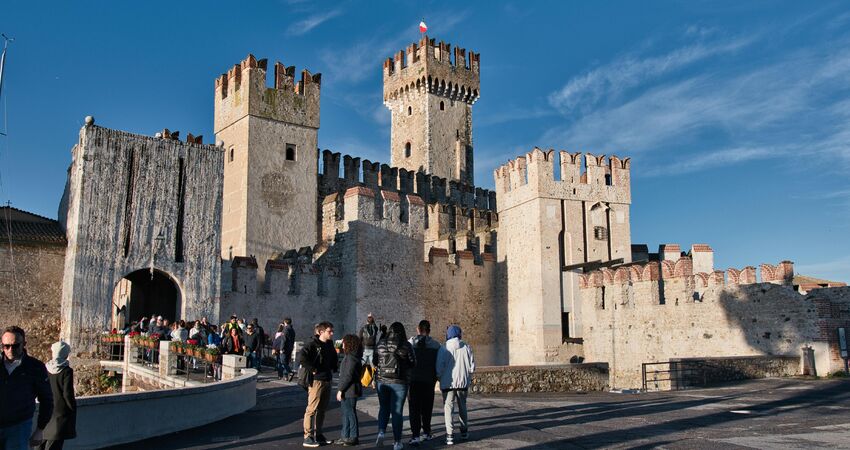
xmin=470 ymin=363 xmax=609 ymax=394
xmin=61 ymin=367 xmax=256 ymax=449
xmin=672 ymin=355 xmax=799 ymax=385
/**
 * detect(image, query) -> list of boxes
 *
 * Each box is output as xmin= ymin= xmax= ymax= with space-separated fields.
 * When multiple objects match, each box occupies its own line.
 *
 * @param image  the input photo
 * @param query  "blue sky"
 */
xmin=1 ymin=1 xmax=849 ymax=282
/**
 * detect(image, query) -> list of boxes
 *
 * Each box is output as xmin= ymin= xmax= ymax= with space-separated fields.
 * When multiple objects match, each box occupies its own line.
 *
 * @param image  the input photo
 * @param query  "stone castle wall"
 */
xmin=578 ymin=258 xmax=850 ymax=388
xmin=60 ymin=124 xmax=223 ymax=350
xmin=0 ymin=243 xmax=65 ymax=361
xmin=223 ymin=186 xmax=507 ymax=365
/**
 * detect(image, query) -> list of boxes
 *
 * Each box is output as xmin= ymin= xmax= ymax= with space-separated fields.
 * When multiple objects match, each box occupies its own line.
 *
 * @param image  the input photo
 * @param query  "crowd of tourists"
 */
xmin=126 ymin=314 xmax=296 ymax=375
xmin=0 ymin=313 xmax=474 ymax=450
xmin=300 ymin=314 xmax=475 ymax=449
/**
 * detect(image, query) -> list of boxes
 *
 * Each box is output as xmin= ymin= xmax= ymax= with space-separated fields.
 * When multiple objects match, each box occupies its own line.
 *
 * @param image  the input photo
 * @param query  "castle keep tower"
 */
xmin=214 ymin=55 xmax=321 ymax=275
xmin=495 ymin=150 xmax=632 ymax=365
xmin=383 ymin=36 xmax=480 ymax=185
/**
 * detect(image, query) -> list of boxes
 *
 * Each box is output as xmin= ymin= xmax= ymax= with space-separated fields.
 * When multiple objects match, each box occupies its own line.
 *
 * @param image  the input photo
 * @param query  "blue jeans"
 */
xmin=340 ymin=397 xmax=359 ymax=440
xmin=0 ymin=418 xmax=31 ymax=450
xmin=276 ymin=351 xmax=293 ymax=378
xmin=246 ymin=351 xmax=260 ymax=370
xmin=377 ymin=382 xmax=409 ymax=442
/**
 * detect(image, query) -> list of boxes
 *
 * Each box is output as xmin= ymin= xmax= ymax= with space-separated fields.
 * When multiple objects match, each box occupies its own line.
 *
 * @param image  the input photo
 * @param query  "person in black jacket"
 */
xmin=0 ymin=326 xmax=53 ymax=449
xmin=300 ymin=322 xmax=338 ymax=448
xmin=41 ymin=341 xmax=77 ymax=450
xmin=336 ymin=334 xmax=363 ymax=446
xmin=243 ymin=324 xmax=262 ymax=371
xmin=373 ymin=322 xmax=416 ymax=450
xmin=407 ymin=320 xmax=441 ymax=446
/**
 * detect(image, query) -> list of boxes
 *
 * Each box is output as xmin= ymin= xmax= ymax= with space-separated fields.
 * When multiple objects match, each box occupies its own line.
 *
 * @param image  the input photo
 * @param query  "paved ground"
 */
xmin=114 ymin=372 xmax=850 ymax=449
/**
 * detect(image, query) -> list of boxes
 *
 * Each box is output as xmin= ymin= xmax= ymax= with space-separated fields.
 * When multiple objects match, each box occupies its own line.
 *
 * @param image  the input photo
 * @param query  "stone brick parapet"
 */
xmin=470 ymin=363 xmax=609 ymax=394
xmin=318 ymin=149 xmax=496 ymax=212
xmin=494 ymin=148 xmax=631 ymax=211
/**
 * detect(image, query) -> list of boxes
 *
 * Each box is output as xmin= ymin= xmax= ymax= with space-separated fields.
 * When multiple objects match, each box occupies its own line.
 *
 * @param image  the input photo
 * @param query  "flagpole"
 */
xmin=0 ymin=34 xmax=12 ymax=105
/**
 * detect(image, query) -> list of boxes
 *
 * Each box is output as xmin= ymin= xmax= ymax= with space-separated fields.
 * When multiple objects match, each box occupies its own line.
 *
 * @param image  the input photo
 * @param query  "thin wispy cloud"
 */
xmin=286 ymin=9 xmax=343 ymax=36
xmin=541 ymin=25 xmax=850 ymax=177
xmin=319 ymin=10 xmax=470 ymax=85
xmin=548 ymin=33 xmax=753 ymax=114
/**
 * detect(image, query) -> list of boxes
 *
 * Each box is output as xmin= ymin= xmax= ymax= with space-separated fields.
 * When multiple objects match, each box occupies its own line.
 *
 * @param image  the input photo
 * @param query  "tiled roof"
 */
xmin=0 ymin=207 xmax=67 ymax=246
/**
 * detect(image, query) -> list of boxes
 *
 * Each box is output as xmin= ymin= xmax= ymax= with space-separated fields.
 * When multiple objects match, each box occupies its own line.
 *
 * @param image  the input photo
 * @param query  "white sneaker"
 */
xmin=421 ymin=433 xmax=434 ymax=441
xmin=408 ymin=436 xmax=420 ymax=447
xmin=393 ymin=441 xmax=404 ymax=450
xmin=446 ymin=435 xmax=454 ymax=445
xmin=376 ymin=432 xmax=385 ymax=447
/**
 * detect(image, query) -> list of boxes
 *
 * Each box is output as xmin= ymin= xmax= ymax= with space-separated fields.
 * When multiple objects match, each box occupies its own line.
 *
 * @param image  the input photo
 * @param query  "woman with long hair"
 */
xmin=373 ymin=322 xmax=416 ymax=450
xmin=336 ymin=334 xmax=363 ymax=446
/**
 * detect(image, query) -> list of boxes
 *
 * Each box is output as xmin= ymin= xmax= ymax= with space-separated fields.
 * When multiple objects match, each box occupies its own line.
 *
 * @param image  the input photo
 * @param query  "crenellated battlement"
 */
xmin=321 ymin=186 xmax=427 ymax=241
xmin=318 ymin=149 xmax=496 ymax=211
xmin=383 ymin=35 xmax=480 ymax=105
xmin=214 ymin=54 xmax=321 ymax=133
xmin=228 ymin=248 xmax=341 ymax=297
xmin=494 ymin=148 xmax=631 ymax=211
xmin=578 ymin=257 xmax=795 ymax=290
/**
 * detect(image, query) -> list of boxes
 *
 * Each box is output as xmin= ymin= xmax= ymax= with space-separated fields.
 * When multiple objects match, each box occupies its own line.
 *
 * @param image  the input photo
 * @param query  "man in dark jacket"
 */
xmin=358 ymin=314 xmax=379 ymax=369
xmin=273 ymin=318 xmax=296 ymax=381
xmin=1 ymin=326 xmax=53 ymax=449
xmin=407 ymin=320 xmax=441 ymax=446
xmin=243 ymin=324 xmax=262 ymax=371
xmin=300 ymin=322 xmax=338 ymax=447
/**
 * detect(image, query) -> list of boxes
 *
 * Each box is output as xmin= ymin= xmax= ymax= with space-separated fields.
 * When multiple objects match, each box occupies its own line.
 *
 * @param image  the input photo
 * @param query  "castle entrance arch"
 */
xmin=113 ymin=269 xmax=182 ymax=329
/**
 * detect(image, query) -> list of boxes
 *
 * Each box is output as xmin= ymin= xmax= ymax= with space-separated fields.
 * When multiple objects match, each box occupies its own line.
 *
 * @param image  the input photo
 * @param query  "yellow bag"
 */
xmin=361 ymin=365 xmax=374 ymax=387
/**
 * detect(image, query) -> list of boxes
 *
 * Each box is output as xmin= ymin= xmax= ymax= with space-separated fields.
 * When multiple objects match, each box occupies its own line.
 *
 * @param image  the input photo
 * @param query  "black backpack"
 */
xmin=362 ymin=324 xmax=378 ymax=347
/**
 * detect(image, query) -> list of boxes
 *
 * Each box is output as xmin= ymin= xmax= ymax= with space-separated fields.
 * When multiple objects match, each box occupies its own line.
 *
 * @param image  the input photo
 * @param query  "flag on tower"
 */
xmin=419 ymin=21 xmax=428 ymax=33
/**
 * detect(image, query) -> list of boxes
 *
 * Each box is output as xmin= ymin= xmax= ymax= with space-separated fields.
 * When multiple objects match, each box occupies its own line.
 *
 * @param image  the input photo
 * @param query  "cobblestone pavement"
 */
xmin=115 ymin=373 xmax=850 ymax=449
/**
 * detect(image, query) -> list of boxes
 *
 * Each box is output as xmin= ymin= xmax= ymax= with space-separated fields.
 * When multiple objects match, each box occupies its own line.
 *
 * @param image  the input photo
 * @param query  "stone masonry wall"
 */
xmin=579 ymin=258 xmax=850 ymax=388
xmin=471 ymin=364 xmax=609 ymax=394
xmin=0 ymin=243 xmax=65 ymax=361
xmin=60 ymin=124 xmax=223 ymax=351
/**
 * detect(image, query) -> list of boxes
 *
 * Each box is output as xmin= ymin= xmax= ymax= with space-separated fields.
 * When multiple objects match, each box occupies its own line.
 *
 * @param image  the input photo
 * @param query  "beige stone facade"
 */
xmin=384 ymin=36 xmax=479 ymax=184
xmin=214 ymin=55 xmax=320 ymax=280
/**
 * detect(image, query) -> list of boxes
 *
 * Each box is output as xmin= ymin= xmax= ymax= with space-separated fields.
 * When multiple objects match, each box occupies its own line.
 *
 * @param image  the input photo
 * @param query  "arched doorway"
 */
xmin=113 ymin=269 xmax=181 ymax=329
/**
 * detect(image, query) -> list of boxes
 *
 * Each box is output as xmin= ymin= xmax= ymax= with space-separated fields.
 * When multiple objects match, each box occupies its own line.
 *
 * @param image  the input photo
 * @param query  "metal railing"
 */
xmin=97 ymin=340 xmax=125 ymax=361
xmin=642 ymin=360 xmax=709 ymax=391
xmin=133 ymin=346 xmax=160 ymax=369
xmin=172 ymin=354 xmax=221 ymax=383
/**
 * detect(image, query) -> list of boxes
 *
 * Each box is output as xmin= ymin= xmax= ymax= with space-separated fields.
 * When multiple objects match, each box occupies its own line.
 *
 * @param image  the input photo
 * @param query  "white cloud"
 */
xmin=540 ymin=28 xmax=850 ymax=176
xmin=319 ymin=10 xmax=470 ymax=85
xmin=286 ymin=9 xmax=343 ymax=36
xmin=548 ymin=34 xmax=753 ymax=114
xmin=796 ymin=255 xmax=850 ymax=283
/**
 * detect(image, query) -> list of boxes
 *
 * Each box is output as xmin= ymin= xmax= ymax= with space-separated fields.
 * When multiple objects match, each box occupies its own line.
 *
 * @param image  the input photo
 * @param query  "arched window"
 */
xmin=405 ymin=142 xmax=411 ymax=158
xmin=285 ymin=143 xmax=296 ymax=161
xmin=408 ymin=106 xmax=412 ymax=115
xmin=440 ymin=101 xmax=445 ymax=111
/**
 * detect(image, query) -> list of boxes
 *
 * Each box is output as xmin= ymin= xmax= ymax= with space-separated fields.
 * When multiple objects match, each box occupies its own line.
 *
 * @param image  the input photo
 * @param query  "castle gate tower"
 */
xmin=383 ymin=36 xmax=480 ymax=185
xmin=214 ymin=55 xmax=321 ymax=276
xmin=495 ymin=150 xmax=632 ymax=365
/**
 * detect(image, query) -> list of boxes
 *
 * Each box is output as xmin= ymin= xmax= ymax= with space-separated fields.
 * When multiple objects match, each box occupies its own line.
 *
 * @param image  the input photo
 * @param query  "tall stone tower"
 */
xmin=214 ymin=55 xmax=321 ymax=275
xmin=383 ymin=36 xmax=480 ymax=185
xmin=495 ymin=149 xmax=632 ymax=365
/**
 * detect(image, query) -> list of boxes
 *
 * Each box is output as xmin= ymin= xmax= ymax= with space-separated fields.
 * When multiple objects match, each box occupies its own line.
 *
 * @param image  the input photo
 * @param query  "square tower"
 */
xmin=214 ymin=55 xmax=321 ymax=276
xmin=383 ymin=36 xmax=480 ymax=185
xmin=495 ymin=149 xmax=632 ymax=365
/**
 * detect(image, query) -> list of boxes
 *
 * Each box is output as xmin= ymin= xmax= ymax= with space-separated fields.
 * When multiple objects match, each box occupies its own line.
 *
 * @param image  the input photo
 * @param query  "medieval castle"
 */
xmin=3 ymin=35 xmax=846 ymax=389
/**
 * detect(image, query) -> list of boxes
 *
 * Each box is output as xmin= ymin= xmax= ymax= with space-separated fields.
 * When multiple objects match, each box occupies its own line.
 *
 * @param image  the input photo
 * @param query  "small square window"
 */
xmin=285 ymin=144 xmax=296 ymax=161
xmin=594 ymin=226 xmax=608 ymax=240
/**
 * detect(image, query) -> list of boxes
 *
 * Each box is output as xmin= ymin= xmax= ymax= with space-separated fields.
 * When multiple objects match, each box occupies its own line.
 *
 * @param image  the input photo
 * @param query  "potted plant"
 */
xmin=205 ymin=346 xmax=220 ymax=363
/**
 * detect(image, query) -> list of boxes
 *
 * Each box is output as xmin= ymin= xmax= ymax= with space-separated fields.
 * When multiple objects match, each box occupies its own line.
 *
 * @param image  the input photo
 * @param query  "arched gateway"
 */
xmin=112 ymin=269 xmax=182 ymax=329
